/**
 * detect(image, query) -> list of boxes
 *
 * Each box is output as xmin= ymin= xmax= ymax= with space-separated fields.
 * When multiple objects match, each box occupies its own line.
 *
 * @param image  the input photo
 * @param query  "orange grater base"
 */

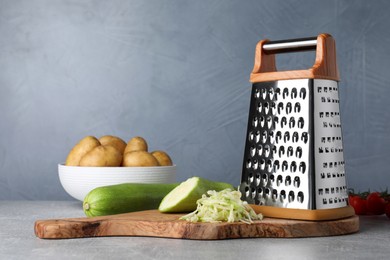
xmin=250 ymin=204 xmax=355 ymax=221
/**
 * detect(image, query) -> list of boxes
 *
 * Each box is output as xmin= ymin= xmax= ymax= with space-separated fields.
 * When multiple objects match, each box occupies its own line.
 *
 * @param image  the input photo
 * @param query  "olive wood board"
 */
xmin=35 ymin=210 xmax=359 ymax=240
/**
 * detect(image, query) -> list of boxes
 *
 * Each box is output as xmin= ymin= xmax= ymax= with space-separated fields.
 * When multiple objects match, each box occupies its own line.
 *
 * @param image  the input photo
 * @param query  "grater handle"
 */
xmin=250 ymin=33 xmax=340 ymax=82
xmin=263 ymin=37 xmax=317 ymax=54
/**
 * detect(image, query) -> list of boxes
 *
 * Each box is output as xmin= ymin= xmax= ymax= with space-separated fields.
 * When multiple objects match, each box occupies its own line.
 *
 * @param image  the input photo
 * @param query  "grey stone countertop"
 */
xmin=1 ymin=201 xmax=389 ymax=260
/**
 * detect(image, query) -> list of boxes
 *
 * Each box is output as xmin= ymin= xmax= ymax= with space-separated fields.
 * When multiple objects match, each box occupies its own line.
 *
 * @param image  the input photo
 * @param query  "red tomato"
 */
xmin=366 ymin=192 xmax=386 ymax=215
xmin=349 ymin=195 xmax=367 ymax=215
xmin=386 ymin=203 xmax=390 ymax=219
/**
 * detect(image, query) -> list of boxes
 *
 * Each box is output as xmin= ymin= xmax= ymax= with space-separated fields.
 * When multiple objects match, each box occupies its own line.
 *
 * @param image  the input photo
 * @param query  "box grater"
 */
xmin=239 ymin=34 xmax=354 ymax=220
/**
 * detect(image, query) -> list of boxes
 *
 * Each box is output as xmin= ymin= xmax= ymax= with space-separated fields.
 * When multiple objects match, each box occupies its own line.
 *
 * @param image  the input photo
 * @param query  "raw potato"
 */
xmin=151 ymin=150 xmax=173 ymax=166
xmin=124 ymin=136 xmax=148 ymax=154
xmin=65 ymin=135 xmax=173 ymax=167
xmin=99 ymin=135 xmax=126 ymax=154
xmin=65 ymin=136 xmax=101 ymax=166
xmin=79 ymin=145 xmax=123 ymax=167
xmin=123 ymin=151 xmax=159 ymax=167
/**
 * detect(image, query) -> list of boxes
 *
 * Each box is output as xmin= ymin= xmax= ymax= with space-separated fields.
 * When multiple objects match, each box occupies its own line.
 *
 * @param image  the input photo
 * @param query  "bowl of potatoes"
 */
xmin=59 ymin=135 xmax=176 ymax=201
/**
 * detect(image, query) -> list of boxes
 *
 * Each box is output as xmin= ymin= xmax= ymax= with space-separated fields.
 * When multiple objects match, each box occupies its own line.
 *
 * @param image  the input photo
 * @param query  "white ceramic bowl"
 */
xmin=58 ymin=164 xmax=176 ymax=201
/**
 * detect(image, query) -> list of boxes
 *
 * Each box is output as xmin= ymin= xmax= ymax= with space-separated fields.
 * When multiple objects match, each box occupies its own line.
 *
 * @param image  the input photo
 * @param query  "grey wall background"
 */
xmin=1 ymin=0 xmax=389 ymax=200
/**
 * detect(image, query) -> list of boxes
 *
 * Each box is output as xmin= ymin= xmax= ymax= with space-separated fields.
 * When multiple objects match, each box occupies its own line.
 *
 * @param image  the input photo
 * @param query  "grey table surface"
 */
xmin=1 ymin=201 xmax=389 ymax=260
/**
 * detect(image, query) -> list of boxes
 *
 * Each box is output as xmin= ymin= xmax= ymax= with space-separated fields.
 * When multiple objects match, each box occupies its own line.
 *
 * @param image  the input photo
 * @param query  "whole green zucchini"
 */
xmin=83 ymin=183 xmax=178 ymax=217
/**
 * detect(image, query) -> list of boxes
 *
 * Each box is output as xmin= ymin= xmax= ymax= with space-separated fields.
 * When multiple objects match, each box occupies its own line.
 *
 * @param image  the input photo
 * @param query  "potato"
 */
xmin=65 ymin=136 xmax=101 ymax=166
xmin=122 ymin=151 xmax=159 ymax=167
xmin=79 ymin=145 xmax=123 ymax=167
xmin=151 ymin=150 xmax=173 ymax=166
xmin=124 ymin=136 xmax=148 ymax=154
xmin=99 ymin=135 xmax=127 ymax=154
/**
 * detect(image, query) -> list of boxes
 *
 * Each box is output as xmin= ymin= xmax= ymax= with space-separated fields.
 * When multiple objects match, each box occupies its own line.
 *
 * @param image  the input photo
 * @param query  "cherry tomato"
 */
xmin=386 ymin=203 xmax=390 ymax=219
xmin=349 ymin=195 xmax=367 ymax=215
xmin=366 ymin=192 xmax=386 ymax=215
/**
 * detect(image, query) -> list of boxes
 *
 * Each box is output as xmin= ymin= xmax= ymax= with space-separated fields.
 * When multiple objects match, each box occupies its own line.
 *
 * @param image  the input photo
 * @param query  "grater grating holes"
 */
xmin=262 ymin=173 xmax=268 ymax=185
xmin=288 ymin=191 xmax=295 ymax=202
xmin=290 ymin=161 xmax=297 ymax=172
xmin=248 ymin=172 xmax=254 ymax=183
xmin=267 ymin=159 xmax=273 ymax=172
xmin=271 ymin=102 xmax=277 ymax=115
xmin=301 ymin=132 xmax=308 ymax=143
xmin=297 ymin=192 xmax=304 ymax=203
xmin=277 ymin=103 xmax=284 ymax=114
xmin=251 ymin=187 xmax=256 ymax=199
xmin=264 ymin=145 xmax=271 ymax=157
xmin=248 ymin=131 xmax=254 ymax=142
xmin=276 ymin=131 xmax=282 ymax=143
xmin=279 ymin=146 xmax=285 ymax=157
xmin=252 ymin=117 xmax=258 ymax=128
xmin=274 ymin=160 xmax=280 ymax=171
xmin=269 ymin=174 xmax=275 ymax=183
xmin=294 ymin=176 xmax=300 ymax=188
xmin=246 ymin=159 xmax=252 ymax=169
xmin=275 ymin=87 xmax=281 ymax=97
xmin=263 ymin=102 xmax=269 ymax=114
xmin=269 ymin=131 xmax=275 ymax=143
xmin=281 ymin=117 xmax=287 ymax=128
xmin=277 ymin=175 xmax=283 ymax=186
xmin=287 ymin=146 xmax=294 ymax=157
xmin=291 ymin=88 xmax=298 ymax=99
xmin=242 ymin=80 xmax=347 ymax=210
xmin=252 ymin=159 xmax=258 ymax=170
xmin=280 ymin=190 xmax=287 ymax=201
xmin=284 ymin=132 xmax=290 ymax=142
xmin=255 ymin=173 xmax=261 ymax=186
xmin=250 ymin=146 xmax=256 ymax=157
xmin=283 ymin=88 xmax=289 ymax=98
xmin=282 ymin=160 xmax=288 ymax=171
xmin=297 ymin=117 xmax=304 ymax=128
xmin=257 ymin=102 xmax=262 ymax=113
xmin=294 ymin=102 xmax=301 ymax=113
xmin=255 ymin=131 xmax=261 ymax=143
xmin=268 ymin=88 xmax=275 ymax=100
xmin=299 ymin=88 xmax=306 ymax=99
xmin=261 ymin=130 xmax=267 ymax=143
xmin=274 ymin=116 xmax=279 ymax=125
xmin=299 ymin=162 xmax=306 ymax=173
xmin=257 ymin=144 xmax=263 ymax=156
xmin=261 ymin=88 xmax=267 ymax=99
xmin=260 ymin=116 xmax=265 ymax=127
xmin=289 ymin=117 xmax=295 ymax=128
xmin=260 ymin=159 xmax=266 ymax=170
xmin=296 ymin=146 xmax=303 ymax=158
xmin=244 ymin=186 xmax=250 ymax=197
xmin=292 ymin=132 xmax=299 ymax=142
xmin=286 ymin=102 xmax=292 ymax=114
xmin=254 ymin=89 xmax=260 ymax=99
xmin=285 ymin=176 xmax=292 ymax=186
xmin=267 ymin=116 xmax=273 ymax=128
xmin=272 ymin=189 xmax=278 ymax=200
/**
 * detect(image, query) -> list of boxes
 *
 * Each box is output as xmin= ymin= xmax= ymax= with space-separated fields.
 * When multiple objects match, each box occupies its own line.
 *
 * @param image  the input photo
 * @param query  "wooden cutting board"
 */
xmin=34 ymin=210 xmax=359 ymax=240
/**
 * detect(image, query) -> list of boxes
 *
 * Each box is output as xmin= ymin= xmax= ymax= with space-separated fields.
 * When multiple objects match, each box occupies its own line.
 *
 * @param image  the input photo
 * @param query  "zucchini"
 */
xmin=158 ymin=177 xmax=235 ymax=213
xmin=83 ymin=183 xmax=178 ymax=217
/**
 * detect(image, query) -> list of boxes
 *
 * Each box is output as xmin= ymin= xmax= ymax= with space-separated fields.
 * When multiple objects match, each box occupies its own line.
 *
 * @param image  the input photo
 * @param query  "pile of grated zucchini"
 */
xmin=180 ymin=189 xmax=263 ymax=223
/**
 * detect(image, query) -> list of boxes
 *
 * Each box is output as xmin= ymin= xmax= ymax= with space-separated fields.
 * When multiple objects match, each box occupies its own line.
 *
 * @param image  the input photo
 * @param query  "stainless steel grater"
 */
xmin=240 ymin=34 xmax=354 ymax=220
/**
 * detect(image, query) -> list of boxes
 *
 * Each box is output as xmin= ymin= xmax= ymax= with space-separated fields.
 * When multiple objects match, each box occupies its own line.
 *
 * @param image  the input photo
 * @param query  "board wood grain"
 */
xmin=34 ymin=210 xmax=359 ymax=240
